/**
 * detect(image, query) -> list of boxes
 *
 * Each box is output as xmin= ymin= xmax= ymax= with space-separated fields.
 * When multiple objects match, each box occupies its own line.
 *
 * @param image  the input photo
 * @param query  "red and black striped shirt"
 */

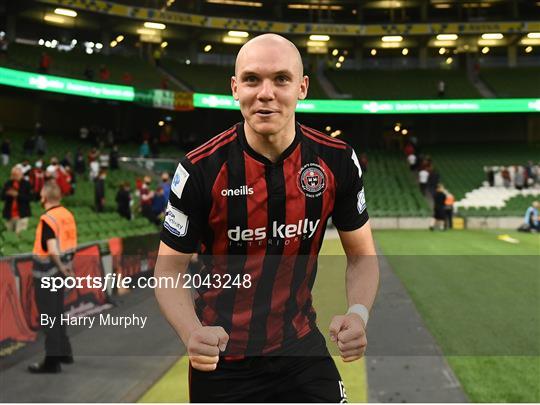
xmin=161 ymin=122 xmax=368 ymax=356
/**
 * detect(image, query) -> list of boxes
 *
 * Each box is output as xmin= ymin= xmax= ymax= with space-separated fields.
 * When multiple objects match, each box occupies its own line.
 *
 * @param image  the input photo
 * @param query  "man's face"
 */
xmin=11 ymin=168 xmax=22 ymax=181
xmin=232 ymin=38 xmax=308 ymax=137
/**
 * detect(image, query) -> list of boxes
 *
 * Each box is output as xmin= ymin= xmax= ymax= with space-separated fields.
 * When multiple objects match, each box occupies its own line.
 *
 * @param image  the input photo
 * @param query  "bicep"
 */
xmin=46 ymin=238 xmax=59 ymax=255
xmin=338 ymin=221 xmax=376 ymax=257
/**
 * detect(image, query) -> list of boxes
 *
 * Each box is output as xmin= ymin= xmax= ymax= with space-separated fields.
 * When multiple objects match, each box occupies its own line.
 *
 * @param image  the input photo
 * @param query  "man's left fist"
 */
xmin=329 ymin=313 xmax=367 ymax=362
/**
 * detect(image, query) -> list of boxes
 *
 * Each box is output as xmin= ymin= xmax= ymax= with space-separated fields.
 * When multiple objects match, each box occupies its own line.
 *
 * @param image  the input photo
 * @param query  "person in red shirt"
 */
xmin=38 ymin=52 xmax=52 ymax=74
xmin=99 ymin=65 xmax=110 ymax=81
xmin=2 ymin=166 xmax=32 ymax=234
xmin=139 ymin=175 xmax=154 ymax=222
xmin=122 ymin=72 xmax=133 ymax=85
xmin=29 ymin=160 xmax=46 ymax=199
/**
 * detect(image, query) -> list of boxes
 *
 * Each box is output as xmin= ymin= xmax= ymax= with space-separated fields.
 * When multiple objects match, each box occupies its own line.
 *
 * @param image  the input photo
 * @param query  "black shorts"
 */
xmin=189 ymin=329 xmax=347 ymax=403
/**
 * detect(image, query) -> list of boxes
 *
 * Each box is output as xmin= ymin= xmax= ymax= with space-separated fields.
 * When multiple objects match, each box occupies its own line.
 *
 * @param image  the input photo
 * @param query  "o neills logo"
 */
xmin=228 ymin=219 xmax=320 ymax=242
xmin=221 ymin=185 xmax=254 ymax=197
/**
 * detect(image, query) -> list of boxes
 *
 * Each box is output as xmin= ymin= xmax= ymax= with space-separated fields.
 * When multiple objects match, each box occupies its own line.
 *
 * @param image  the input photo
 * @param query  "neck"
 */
xmin=244 ymin=120 xmax=296 ymax=163
xmin=44 ymin=202 xmax=59 ymax=210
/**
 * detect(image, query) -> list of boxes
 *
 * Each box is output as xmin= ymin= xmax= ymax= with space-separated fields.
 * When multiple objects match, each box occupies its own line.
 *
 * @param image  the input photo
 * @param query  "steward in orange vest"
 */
xmin=29 ymin=181 xmax=77 ymax=374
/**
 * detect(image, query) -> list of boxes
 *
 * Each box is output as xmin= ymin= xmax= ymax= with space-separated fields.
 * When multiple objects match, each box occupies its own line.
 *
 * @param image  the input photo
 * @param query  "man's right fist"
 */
xmin=187 ymin=326 xmax=229 ymax=371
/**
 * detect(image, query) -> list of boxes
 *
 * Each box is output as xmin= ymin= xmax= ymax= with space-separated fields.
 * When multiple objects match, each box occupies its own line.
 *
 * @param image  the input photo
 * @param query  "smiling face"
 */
xmin=232 ymin=34 xmax=308 ymax=139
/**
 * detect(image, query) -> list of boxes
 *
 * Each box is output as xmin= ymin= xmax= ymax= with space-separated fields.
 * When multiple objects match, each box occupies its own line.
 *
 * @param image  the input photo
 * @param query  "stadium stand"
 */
xmin=1 ymin=43 xmax=171 ymax=90
xmin=0 ymin=132 xmax=164 ymax=255
xmin=480 ymin=67 xmax=540 ymax=98
xmin=325 ymin=68 xmax=481 ymax=99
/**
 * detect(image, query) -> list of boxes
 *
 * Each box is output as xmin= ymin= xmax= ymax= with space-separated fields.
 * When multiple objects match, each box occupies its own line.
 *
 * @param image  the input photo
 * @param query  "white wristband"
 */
xmin=347 ymin=304 xmax=369 ymax=327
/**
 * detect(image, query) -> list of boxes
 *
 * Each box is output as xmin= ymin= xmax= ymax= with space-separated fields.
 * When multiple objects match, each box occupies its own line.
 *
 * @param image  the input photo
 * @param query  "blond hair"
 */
xmin=42 ymin=180 xmax=62 ymax=203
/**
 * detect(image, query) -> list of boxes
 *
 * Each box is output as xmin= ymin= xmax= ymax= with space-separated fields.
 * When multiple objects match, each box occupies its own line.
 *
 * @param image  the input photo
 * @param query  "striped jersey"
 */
xmin=161 ymin=122 xmax=369 ymax=356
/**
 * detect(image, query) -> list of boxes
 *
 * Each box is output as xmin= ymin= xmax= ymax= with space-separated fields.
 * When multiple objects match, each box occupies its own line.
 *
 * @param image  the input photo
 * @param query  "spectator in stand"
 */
xmin=122 ymin=72 xmax=133 ymax=85
xmin=2 ymin=166 xmax=32 ymax=234
xmin=437 ymin=80 xmax=445 ymax=98
xmin=87 ymin=147 xmax=99 ymax=163
xmin=29 ymin=160 xmax=45 ymax=200
xmin=23 ymin=135 xmax=36 ymax=155
xmin=19 ymin=159 xmax=32 ymax=180
xmin=116 ymin=182 xmax=132 ymax=220
xmin=79 ymin=126 xmax=89 ymax=142
xmin=501 ymin=166 xmax=511 ymax=188
xmin=418 ymin=166 xmax=429 ymax=195
xmin=153 ymin=47 xmax=162 ymax=67
xmin=160 ymin=172 xmax=171 ymax=201
xmin=60 ymin=152 xmax=73 ymax=169
xmin=83 ymin=66 xmax=94 ymax=81
xmin=485 ymin=166 xmax=495 ymax=187
xmin=35 ymin=133 xmax=47 ymax=156
xmin=151 ymin=186 xmax=167 ymax=225
xmin=139 ymin=140 xmax=150 ymax=158
xmin=94 ymin=169 xmax=106 ymax=212
xmin=139 ymin=176 xmax=154 ymax=222
xmin=109 ymin=145 xmax=119 ymax=170
xmin=403 ymin=142 xmax=415 ymax=157
xmin=430 ymin=184 xmax=447 ymax=231
xmin=38 ymin=52 xmax=52 ymax=74
xmin=89 ymin=159 xmax=100 ymax=182
xmin=0 ymin=32 xmax=8 ymax=59
xmin=514 ymin=165 xmax=525 ymax=190
xmin=99 ymin=64 xmax=110 ymax=81
xmin=74 ymin=149 xmax=85 ymax=174
xmin=1 ymin=138 xmax=11 ymax=166
xmin=407 ymin=153 xmax=417 ymax=171
xmin=56 ymin=164 xmax=73 ymax=196
xmin=46 ymin=157 xmax=60 ymax=178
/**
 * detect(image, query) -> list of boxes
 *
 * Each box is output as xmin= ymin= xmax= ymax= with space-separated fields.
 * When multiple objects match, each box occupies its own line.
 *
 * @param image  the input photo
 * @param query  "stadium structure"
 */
xmin=0 ymin=0 xmax=539 ymax=403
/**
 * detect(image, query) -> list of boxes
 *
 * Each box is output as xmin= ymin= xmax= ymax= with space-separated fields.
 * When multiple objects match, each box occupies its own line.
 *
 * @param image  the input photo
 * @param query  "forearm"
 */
xmin=49 ymin=252 xmax=65 ymax=270
xmin=345 ymin=254 xmax=379 ymax=311
xmin=154 ymin=255 xmax=202 ymax=344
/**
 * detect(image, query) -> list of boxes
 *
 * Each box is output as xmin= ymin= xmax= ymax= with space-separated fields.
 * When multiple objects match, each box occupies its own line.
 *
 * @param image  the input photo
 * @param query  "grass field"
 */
xmin=373 ymin=229 xmax=540 ymax=403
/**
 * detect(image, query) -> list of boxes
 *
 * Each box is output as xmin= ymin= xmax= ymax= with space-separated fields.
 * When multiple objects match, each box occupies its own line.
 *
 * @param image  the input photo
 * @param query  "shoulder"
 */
xmin=299 ymin=124 xmax=348 ymax=153
xmin=184 ymin=124 xmax=240 ymax=166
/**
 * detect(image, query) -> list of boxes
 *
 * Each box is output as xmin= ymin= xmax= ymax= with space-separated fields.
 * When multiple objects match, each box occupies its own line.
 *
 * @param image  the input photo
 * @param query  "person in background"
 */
xmin=427 ymin=166 xmax=440 ymax=198
xmin=46 ymin=157 xmax=60 ymax=179
xmin=109 ymin=145 xmax=119 ymax=170
xmin=523 ymin=201 xmax=540 ymax=232
xmin=94 ymin=169 xmax=106 ymax=212
xmin=60 ymin=152 xmax=73 ymax=169
xmin=418 ymin=166 xmax=429 ymax=195
xmin=160 ymin=172 xmax=171 ymax=201
xmin=2 ymin=166 xmax=32 ymax=234
xmin=38 ymin=52 xmax=51 ymax=73
xmin=83 ymin=66 xmax=94 ymax=81
xmin=29 ymin=160 xmax=46 ymax=200
xmin=444 ymin=189 xmax=455 ymax=230
xmin=407 ymin=152 xmax=417 ymax=171
xmin=23 ymin=135 xmax=35 ymax=156
xmin=122 ymin=72 xmax=133 ymax=85
xmin=35 ymin=133 xmax=47 ymax=156
xmin=99 ymin=64 xmax=110 ymax=81
xmin=437 ymin=80 xmax=445 ymax=98
xmin=116 ymin=182 xmax=132 ymax=220
xmin=139 ymin=140 xmax=150 ymax=158
xmin=431 ymin=184 xmax=447 ymax=231
xmin=29 ymin=181 xmax=77 ymax=374
xmin=151 ymin=186 xmax=167 ymax=225
xmin=1 ymin=137 xmax=10 ymax=166
xmin=19 ymin=159 xmax=32 ymax=180
xmin=139 ymin=175 xmax=154 ymax=222
xmin=74 ymin=149 xmax=85 ymax=174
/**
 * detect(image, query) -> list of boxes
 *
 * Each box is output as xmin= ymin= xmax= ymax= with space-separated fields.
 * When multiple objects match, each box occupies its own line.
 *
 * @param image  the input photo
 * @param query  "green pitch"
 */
xmin=373 ymin=229 xmax=540 ymax=402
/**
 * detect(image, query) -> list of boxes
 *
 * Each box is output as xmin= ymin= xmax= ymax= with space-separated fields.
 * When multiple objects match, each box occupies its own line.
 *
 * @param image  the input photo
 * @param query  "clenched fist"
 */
xmin=187 ymin=326 xmax=229 ymax=371
xmin=329 ymin=314 xmax=367 ymax=362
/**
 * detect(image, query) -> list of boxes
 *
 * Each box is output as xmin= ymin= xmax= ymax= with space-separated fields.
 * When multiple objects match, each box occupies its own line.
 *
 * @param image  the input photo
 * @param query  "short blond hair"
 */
xmin=42 ymin=180 xmax=62 ymax=203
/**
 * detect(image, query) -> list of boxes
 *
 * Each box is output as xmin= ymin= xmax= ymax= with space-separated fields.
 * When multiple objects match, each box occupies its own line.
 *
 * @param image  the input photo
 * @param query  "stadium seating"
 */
xmin=480 ymin=67 xmax=540 ymax=98
xmin=2 ymin=43 xmax=171 ymax=90
xmin=325 ymin=68 xmax=481 ymax=99
xmin=426 ymin=144 xmax=540 ymax=215
xmin=0 ymin=133 xmax=165 ymax=255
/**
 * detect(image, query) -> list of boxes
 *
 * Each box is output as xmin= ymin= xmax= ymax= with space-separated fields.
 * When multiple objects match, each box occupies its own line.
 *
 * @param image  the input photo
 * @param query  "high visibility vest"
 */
xmin=445 ymin=194 xmax=455 ymax=206
xmin=32 ymin=206 xmax=77 ymax=276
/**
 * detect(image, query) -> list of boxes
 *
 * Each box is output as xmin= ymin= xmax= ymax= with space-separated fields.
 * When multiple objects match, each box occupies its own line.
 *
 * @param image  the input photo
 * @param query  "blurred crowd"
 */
xmin=484 ymin=163 xmax=540 ymax=189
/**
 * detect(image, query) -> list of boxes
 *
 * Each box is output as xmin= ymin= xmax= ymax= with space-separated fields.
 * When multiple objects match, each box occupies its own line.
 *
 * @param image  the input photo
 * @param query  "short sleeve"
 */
xmin=160 ymin=159 xmax=205 ymax=253
xmin=41 ymin=220 xmax=56 ymax=252
xmin=332 ymin=147 xmax=369 ymax=231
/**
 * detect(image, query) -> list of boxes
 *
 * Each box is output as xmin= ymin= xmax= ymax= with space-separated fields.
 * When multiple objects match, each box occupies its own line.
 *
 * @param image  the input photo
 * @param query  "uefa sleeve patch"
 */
xmin=164 ymin=203 xmax=189 ymax=237
xmin=357 ymin=188 xmax=367 ymax=214
xmin=351 ymin=150 xmax=363 ymax=179
xmin=171 ymin=163 xmax=190 ymax=200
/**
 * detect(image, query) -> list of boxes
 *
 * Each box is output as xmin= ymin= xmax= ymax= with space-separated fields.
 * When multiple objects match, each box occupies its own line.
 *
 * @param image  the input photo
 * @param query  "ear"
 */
xmin=231 ymin=76 xmax=239 ymax=101
xmin=298 ymin=75 xmax=309 ymax=100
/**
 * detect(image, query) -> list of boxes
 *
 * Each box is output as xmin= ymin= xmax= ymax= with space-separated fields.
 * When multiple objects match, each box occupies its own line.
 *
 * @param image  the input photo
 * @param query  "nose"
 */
xmin=257 ymin=79 xmax=275 ymax=101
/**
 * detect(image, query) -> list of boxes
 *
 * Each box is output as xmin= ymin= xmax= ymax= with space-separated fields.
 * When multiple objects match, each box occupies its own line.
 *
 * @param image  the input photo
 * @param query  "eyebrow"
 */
xmin=240 ymin=69 xmax=294 ymax=78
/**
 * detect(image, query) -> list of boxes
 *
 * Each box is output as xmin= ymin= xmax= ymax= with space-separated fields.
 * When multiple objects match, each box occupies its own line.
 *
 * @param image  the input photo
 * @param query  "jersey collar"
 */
xmin=237 ymin=121 xmax=301 ymax=166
